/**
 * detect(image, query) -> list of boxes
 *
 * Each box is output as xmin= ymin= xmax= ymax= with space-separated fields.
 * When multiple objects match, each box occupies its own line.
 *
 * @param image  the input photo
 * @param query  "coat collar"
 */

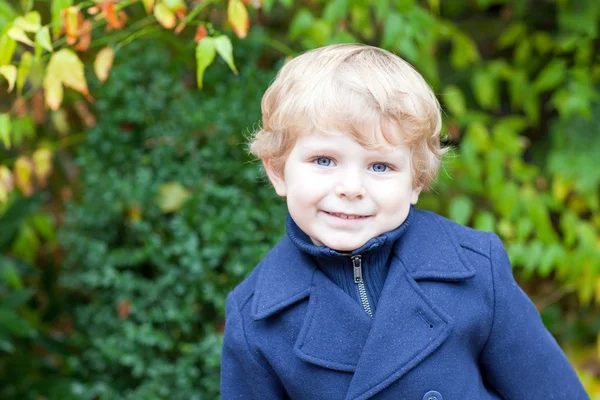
xmin=251 ymin=208 xmax=477 ymax=400
xmin=252 ymin=208 xmax=475 ymax=320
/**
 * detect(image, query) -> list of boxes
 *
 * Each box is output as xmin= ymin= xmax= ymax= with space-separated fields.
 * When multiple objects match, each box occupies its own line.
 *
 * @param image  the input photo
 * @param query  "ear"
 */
xmin=262 ymin=159 xmax=287 ymax=197
xmin=410 ymin=185 xmax=422 ymax=205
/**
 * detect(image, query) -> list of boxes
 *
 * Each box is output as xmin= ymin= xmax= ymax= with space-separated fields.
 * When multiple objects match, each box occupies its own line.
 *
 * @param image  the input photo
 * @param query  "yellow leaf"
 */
xmin=142 ymin=0 xmax=155 ymax=13
xmin=14 ymin=157 xmax=34 ymax=196
xmin=0 ymin=165 xmax=13 ymax=203
xmin=14 ymin=11 xmax=41 ymax=33
xmin=35 ymin=26 xmax=53 ymax=53
xmin=158 ymin=182 xmax=191 ymax=213
xmin=228 ymin=0 xmax=249 ymax=39
xmin=0 ymin=65 xmax=17 ymax=92
xmin=163 ymin=0 xmax=185 ymax=10
xmin=94 ymin=47 xmax=114 ymax=82
xmin=32 ymin=148 xmax=53 ymax=186
xmin=154 ymin=3 xmax=176 ymax=29
xmin=0 ymin=113 xmax=11 ymax=148
xmin=43 ymin=49 xmax=89 ymax=110
xmin=17 ymin=52 xmax=32 ymax=94
xmin=8 ymin=26 xmax=35 ymax=47
xmin=44 ymin=77 xmax=63 ymax=111
xmin=195 ymin=37 xmax=216 ymax=89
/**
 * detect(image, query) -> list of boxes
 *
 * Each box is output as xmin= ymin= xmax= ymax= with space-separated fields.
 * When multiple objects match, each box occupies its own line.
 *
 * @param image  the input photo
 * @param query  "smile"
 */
xmin=324 ymin=211 xmax=370 ymax=220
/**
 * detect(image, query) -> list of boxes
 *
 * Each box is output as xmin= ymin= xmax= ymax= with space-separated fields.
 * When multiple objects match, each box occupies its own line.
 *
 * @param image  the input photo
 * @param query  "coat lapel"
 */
xmin=345 ymin=210 xmax=477 ymax=399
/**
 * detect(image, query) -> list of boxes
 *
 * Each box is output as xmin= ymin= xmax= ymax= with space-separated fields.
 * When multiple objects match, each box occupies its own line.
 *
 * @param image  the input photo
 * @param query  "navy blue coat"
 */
xmin=221 ymin=209 xmax=588 ymax=399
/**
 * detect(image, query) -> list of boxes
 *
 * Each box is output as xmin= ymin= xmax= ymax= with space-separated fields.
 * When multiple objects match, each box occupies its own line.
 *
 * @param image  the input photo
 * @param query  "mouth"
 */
xmin=323 ymin=211 xmax=371 ymax=220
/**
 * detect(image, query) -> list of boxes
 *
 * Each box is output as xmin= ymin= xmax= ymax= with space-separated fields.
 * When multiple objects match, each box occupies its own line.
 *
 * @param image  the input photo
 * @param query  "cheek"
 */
xmin=372 ymin=182 xmax=413 ymax=210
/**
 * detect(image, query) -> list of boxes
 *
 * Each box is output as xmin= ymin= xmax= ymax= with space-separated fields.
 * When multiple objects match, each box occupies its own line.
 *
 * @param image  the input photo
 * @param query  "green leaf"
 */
xmin=0 ymin=287 xmax=34 ymax=309
xmin=443 ymin=85 xmax=466 ymax=117
xmin=0 ymin=0 xmax=17 ymax=28
xmin=0 ymin=34 xmax=17 ymax=66
xmin=533 ymin=59 xmax=566 ymax=93
xmin=0 ymin=113 xmax=10 ymax=148
xmin=0 ymin=309 xmax=34 ymax=336
xmin=0 ymin=259 xmax=22 ymax=289
xmin=471 ymin=68 xmax=499 ymax=110
xmin=323 ymin=0 xmax=348 ymax=24
xmin=0 ymin=194 xmax=42 ymax=251
xmin=51 ymin=0 xmax=73 ymax=39
xmin=195 ymin=37 xmax=215 ymax=89
xmin=16 ymin=51 xmax=31 ymax=94
xmin=13 ymin=11 xmax=41 ymax=33
xmin=449 ymin=196 xmax=474 ymax=225
xmin=35 ymin=26 xmax=52 ymax=54
xmin=213 ymin=35 xmax=237 ymax=75
xmin=262 ymin=0 xmax=275 ymax=13
xmin=497 ymin=22 xmax=526 ymax=49
xmin=157 ymin=182 xmax=191 ymax=213
xmin=289 ymin=8 xmax=314 ymax=41
xmin=450 ymin=33 xmax=479 ymax=70
xmin=474 ymin=211 xmax=495 ymax=232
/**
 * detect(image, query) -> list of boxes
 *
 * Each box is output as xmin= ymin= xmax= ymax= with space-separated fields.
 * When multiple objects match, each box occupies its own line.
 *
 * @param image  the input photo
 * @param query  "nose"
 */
xmin=335 ymin=171 xmax=366 ymax=200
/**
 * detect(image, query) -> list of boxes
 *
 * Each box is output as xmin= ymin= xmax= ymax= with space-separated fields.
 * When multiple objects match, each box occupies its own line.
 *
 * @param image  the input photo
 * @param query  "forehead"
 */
xmin=293 ymin=130 xmax=407 ymax=155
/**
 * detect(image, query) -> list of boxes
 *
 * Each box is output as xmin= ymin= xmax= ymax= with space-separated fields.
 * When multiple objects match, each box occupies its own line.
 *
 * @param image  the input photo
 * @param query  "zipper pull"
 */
xmin=351 ymin=255 xmax=363 ymax=284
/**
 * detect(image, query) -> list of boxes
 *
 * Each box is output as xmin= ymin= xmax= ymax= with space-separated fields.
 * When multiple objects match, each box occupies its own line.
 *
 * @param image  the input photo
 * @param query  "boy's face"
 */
xmin=265 ymin=131 xmax=421 ymax=251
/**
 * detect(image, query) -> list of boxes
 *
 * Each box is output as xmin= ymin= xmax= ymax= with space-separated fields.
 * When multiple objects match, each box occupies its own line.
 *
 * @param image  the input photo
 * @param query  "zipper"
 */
xmin=351 ymin=255 xmax=373 ymax=319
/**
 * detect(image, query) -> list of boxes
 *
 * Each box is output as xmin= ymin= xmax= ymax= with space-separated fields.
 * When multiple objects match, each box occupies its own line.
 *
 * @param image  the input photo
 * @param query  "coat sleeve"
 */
xmin=479 ymin=233 xmax=589 ymax=399
xmin=220 ymin=293 xmax=289 ymax=400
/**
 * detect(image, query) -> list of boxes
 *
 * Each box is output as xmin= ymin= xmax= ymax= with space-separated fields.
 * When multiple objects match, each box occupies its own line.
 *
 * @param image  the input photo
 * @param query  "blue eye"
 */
xmin=371 ymin=163 xmax=389 ymax=172
xmin=315 ymin=157 xmax=333 ymax=167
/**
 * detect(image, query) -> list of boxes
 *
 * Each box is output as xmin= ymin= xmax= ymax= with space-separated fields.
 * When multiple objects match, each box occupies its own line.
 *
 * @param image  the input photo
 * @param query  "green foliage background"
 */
xmin=1 ymin=0 xmax=599 ymax=398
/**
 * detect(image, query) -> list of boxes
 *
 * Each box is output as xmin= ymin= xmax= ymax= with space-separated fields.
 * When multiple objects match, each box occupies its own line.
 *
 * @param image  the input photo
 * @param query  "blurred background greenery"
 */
xmin=1 ymin=0 xmax=599 ymax=398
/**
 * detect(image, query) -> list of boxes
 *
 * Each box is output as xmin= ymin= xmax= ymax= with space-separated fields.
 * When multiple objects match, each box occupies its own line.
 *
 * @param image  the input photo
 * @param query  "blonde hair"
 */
xmin=248 ymin=43 xmax=445 ymax=190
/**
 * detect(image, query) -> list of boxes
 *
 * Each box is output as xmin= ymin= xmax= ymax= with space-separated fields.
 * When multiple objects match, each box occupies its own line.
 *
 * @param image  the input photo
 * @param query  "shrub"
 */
xmin=59 ymin=36 xmax=286 ymax=399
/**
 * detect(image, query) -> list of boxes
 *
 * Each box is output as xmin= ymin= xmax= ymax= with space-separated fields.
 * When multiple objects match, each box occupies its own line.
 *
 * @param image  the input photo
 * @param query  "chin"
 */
xmin=323 ymin=239 xmax=366 ymax=252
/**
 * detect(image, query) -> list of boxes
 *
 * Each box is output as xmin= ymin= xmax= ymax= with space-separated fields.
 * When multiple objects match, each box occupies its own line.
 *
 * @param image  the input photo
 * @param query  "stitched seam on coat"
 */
xmin=233 ymin=294 xmax=276 ymax=376
xmin=461 ymin=243 xmax=490 ymax=259
xmin=480 ymin=232 xmax=498 ymax=353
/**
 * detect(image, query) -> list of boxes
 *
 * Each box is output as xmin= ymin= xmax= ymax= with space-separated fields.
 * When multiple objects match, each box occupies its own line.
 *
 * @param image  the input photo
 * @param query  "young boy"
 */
xmin=220 ymin=44 xmax=588 ymax=399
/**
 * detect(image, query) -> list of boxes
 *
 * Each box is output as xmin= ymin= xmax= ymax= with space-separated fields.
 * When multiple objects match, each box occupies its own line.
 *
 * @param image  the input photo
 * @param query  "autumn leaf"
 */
xmin=154 ymin=3 xmax=176 ymax=29
xmin=43 ymin=49 xmax=89 ymax=110
xmin=63 ymin=6 xmax=81 ymax=45
xmin=0 ymin=65 xmax=17 ymax=92
xmin=117 ymin=299 xmax=131 ymax=319
xmin=75 ymin=19 xmax=93 ymax=51
xmin=228 ymin=0 xmax=249 ymax=39
xmin=158 ymin=182 xmax=191 ymax=213
xmin=214 ymin=35 xmax=238 ymax=74
xmin=101 ymin=1 xmax=125 ymax=29
xmin=94 ymin=46 xmax=114 ymax=82
xmin=0 ymin=165 xmax=13 ymax=203
xmin=51 ymin=0 xmax=73 ymax=38
xmin=194 ymin=25 xmax=207 ymax=43
xmin=14 ymin=156 xmax=34 ymax=196
xmin=32 ymin=148 xmax=53 ymax=186
xmin=142 ymin=0 xmax=155 ymax=14
xmin=195 ymin=37 xmax=216 ymax=89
